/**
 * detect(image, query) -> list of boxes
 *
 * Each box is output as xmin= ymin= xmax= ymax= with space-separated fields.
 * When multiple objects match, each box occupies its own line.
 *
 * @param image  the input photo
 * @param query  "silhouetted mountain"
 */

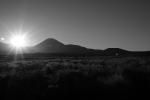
xmin=33 ymin=38 xmax=91 ymax=55
xmin=33 ymin=38 xmax=65 ymax=53
xmin=65 ymin=44 xmax=89 ymax=53
xmin=32 ymin=39 xmax=150 ymax=56
xmin=0 ymin=38 xmax=150 ymax=56
xmin=36 ymin=38 xmax=64 ymax=48
xmin=103 ymin=48 xmax=130 ymax=56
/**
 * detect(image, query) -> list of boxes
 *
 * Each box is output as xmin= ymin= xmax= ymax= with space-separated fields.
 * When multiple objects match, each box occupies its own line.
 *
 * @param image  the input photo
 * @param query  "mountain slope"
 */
xmin=32 ymin=38 xmax=130 ymax=56
xmin=103 ymin=48 xmax=130 ymax=56
xmin=32 ymin=38 xmax=91 ymax=54
xmin=36 ymin=38 xmax=64 ymax=48
xmin=0 ymin=38 xmax=150 ymax=56
xmin=0 ymin=42 xmax=10 ymax=54
xmin=34 ymin=38 xmax=65 ymax=53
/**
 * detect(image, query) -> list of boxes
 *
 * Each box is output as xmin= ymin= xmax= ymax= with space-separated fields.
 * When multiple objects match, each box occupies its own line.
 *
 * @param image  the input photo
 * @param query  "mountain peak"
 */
xmin=43 ymin=38 xmax=63 ymax=44
xmin=35 ymin=38 xmax=64 ymax=50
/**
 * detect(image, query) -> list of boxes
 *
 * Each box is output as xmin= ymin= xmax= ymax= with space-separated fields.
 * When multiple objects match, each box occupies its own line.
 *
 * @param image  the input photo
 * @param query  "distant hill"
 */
xmin=0 ymin=38 xmax=150 ymax=56
xmin=32 ymin=38 xmax=92 ymax=55
xmin=103 ymin=48 xmax=130 ymax=56
xmin=0 ymin=42 xmax=11 ymax=54
xmin=33 ymin=38 xmax=65 ymax=53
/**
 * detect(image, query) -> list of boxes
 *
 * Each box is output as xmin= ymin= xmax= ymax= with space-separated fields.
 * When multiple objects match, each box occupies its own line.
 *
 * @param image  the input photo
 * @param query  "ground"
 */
xmin=0 ymin=55 xmax=150 ymax=100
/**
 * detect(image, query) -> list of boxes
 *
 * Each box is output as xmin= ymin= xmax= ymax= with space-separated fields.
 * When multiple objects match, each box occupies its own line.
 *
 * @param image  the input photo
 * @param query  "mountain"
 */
xmin=30 ymin=39 xmax=150 ymax=56
xmin=103 ymin=48 xmax=130 ymax=56
xmin=33 ymin=38 xmax=91 ymax=55
xmin=0 ymin=38 xmax=150 ymax=56
xmin=36 ymin=38 xmax=64 ymax=48
xmin=33 ymin=38 xmax=65 ymax=53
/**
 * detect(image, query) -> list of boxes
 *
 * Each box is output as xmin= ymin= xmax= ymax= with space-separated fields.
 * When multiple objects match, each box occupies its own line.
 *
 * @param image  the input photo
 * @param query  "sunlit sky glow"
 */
xmin=9 ymin=34 xmax=27 ymax=48
xmin=0 ymin=0 xmax=150 ymax=51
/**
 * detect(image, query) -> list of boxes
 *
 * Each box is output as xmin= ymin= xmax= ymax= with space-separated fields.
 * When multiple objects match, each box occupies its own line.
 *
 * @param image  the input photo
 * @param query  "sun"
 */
xmin=9 ymin=34 xmax=27 ymax=49
xmin=7 ymin=29 xmax=30 ymax=56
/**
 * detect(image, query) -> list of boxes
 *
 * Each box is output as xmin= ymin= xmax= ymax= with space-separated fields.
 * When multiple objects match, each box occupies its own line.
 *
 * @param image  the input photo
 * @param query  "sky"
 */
xmin=0 ymin=0 xmax=150 ymax=51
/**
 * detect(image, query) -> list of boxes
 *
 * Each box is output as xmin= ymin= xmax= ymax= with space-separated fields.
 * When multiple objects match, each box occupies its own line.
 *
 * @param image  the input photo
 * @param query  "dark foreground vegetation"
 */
xmin=0 ymin=56 xmax=150 ymax=100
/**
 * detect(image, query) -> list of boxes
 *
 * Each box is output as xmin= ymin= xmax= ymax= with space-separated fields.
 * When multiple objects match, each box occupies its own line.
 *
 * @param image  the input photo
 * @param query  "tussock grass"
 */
xmin=0 ymin=56 xmax=150 ymax=99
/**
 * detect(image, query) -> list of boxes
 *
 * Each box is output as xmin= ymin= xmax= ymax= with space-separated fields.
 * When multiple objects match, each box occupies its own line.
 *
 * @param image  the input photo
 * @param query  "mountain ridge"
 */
xmin=0 ymin=38 xmax=150 ymax=56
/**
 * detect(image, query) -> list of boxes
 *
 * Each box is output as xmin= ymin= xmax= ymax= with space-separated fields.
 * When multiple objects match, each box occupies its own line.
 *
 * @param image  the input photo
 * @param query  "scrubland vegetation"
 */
xmin=0 ymin=56 xmax=150 ymax=100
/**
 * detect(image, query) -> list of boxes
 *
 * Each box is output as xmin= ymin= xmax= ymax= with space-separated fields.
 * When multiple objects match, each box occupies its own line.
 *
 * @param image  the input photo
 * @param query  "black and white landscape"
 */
xmin=0 ymin=0 xmax=150 ymax=100
xmin=0 ymin=38 xmax=150 ymax=100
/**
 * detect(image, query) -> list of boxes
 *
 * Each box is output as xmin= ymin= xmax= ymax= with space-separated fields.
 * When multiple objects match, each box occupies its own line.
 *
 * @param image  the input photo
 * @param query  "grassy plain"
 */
xmin=0 ymin=55 xmax=150 ymax=99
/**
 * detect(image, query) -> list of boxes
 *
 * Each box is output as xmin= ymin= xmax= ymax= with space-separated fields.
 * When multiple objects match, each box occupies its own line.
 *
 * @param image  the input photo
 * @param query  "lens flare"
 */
xmin=10 ymin=35 xmax=27 ymax=49
xmin=8 ymin=29 xmax=30 ymax=54
xmin=10 ymin=34 xmax=27 ymax=48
